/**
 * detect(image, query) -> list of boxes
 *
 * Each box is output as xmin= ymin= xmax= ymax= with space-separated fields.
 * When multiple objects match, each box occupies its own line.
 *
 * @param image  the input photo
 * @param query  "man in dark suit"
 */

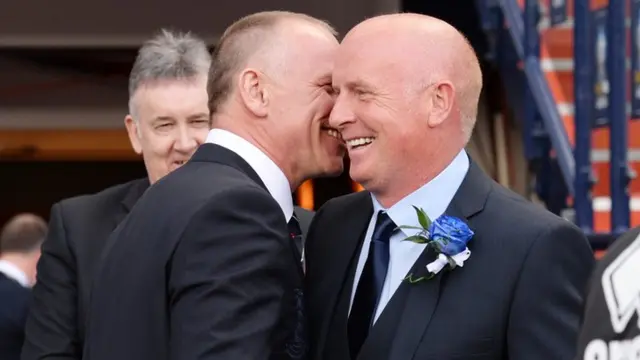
xmin=0 ymin=214 xmax=47 ymax=360
xmin=305 ymin=13 xmax=595 ymax=360
xmin=20 ymin=30 xmax=213 ymax=360
xmin=22 ymin=28 xmax=316 ymax=360
xmin=575 ymin=228 xmax=640 ymax=359
xmin=82 ymin=11 xmax=343 ymax=360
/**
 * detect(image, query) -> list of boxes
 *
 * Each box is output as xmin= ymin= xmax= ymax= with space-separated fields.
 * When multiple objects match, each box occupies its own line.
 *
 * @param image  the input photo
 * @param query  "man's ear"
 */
xmin=237 ymin=69 xmax=269 ymax=117
xmin=427 ymin=81 xmax=455 ymax=128
xmin=124 ymin=115 xmax=143 ymax=154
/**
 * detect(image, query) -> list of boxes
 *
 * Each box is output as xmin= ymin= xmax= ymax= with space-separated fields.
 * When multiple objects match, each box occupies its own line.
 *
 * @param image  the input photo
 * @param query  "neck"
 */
xmin=0 ymin=254 xmax=33 ymax=285
xmin=213 ymin=113 xmax=300 ymax=191
xmin=373 ymin=147 xmax=461 ymax=209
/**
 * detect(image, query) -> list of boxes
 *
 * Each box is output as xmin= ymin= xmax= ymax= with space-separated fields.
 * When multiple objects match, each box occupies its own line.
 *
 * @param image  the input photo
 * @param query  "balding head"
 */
xmin=0 ymin=213 xmax=47 ymax=254
xmin=208 ymin=11 xmax=337 ymax=115
xmin=330 ymin=13 xmax=483 ymax=207
xmin=342 ymin=13 xmax=482 ymax=140
xmin=207 ymin=11 xmax=344 ymax=189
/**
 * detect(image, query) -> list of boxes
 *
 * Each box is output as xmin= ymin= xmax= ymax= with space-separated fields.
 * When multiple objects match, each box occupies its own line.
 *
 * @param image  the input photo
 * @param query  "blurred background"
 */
xmin=0 ymin=0 xmax=637 ymax=254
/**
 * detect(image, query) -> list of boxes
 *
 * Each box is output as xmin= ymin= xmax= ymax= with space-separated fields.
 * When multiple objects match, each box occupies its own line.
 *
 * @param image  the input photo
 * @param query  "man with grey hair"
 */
xmin=83 ymin=10 xmax=344 ymax=360
xmin=21 ymin=29 xmax=212 ymax=360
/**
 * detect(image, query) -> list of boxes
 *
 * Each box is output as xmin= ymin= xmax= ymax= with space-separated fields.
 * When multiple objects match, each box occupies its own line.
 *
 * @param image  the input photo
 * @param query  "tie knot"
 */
xmin=288 ymin=216 xmax=302 ymax=239
xmin=372 ymin=211 xmax=396 ymax=245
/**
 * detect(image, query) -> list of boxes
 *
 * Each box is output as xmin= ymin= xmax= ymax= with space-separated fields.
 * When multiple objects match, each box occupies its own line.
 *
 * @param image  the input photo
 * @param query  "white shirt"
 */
xmin=349 ymin=149 xmax=470 ymax=322
xmin=0 ymin=259 xmax=30 ymax=288
xmin=205 ymin=129 xmax=294 ymax=221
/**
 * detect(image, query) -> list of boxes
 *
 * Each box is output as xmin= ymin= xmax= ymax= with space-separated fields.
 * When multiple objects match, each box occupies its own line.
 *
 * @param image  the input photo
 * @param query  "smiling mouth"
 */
xmin=173 ymin=160 xmax=187 ymax=166
xmin=345 ymin=137 xmax=375 ymax=149
xmin=323 ymin=127 xmax=342 ymax=140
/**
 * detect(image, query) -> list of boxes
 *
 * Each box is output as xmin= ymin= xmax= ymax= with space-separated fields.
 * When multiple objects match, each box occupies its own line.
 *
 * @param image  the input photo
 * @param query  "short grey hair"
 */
xmin=128 ymin=29 xmax=211 ymax=116
xmin=208 ymin=11 xmax=337 ymax=115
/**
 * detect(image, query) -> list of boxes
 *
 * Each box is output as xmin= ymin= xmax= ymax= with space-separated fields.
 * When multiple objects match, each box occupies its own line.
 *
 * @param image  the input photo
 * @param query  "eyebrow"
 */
xmin=153 ymin=116 xmax=175 ymax=122
xmin=346 ymin=79 xmax=375 ymax=93
xmin=153 ymin=113 xmax=209 ymax=122
xmin=187 ymin=113 xmax=210 ymax=120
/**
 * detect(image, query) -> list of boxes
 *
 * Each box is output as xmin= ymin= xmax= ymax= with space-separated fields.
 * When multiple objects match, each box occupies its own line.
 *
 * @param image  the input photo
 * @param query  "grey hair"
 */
xmin=128 ymin=29 xmax=211 ymax=117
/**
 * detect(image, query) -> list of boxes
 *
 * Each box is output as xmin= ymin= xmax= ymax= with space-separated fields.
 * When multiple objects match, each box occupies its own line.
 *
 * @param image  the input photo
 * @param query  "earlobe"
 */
xmin=427 ymin=82 xmax=455 ymax=128
xmin=124 ymin=115 xmax=143 ymax=154
xmin=238 ymin=69 xmax=269 ymax=117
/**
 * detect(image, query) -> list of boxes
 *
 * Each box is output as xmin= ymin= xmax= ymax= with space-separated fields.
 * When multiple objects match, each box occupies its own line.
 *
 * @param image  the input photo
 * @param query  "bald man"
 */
xmin=304 ymin=14 xmax=594 ymax=360
xmin=83 ymin=11 xmax=344 ymax=360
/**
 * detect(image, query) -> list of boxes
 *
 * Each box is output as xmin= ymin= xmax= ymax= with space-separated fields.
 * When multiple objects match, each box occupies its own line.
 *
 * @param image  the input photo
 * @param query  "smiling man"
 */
xmin=82 ymin=11 xmax=343 ymax=360
xmin=304 ymin=13 xmax=594 ymax=360
xmin=21 ymin=29 xmax=212 ymax=360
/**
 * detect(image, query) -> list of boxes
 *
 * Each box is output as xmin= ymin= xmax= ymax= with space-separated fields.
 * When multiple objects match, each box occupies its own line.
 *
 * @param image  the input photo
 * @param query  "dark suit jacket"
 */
xmin=575 ymin=227 xmax=640 ymax=358
xmin=21 ymin=178 xmax=149 ymax=360
xmin=0 ymin=272 xmax=31 ymax=360
xmin=22 ymin=176 xmax=313 ymax=360
xmin=83 ymin=143 xmax=307 ymax=360
xmin=305 ymin=160 xmax=595 ymax=360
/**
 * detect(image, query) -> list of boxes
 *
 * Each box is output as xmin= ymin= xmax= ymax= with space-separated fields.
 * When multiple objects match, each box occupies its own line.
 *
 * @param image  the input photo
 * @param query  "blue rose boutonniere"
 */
xmin=399 ymin=206 xmax=474 ymax=283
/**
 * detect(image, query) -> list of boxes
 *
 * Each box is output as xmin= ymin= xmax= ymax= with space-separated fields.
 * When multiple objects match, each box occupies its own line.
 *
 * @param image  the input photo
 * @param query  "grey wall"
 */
xmin=0 ymin=0 xmax=400 ymax=129
xmin=0 ymin=0 xmax=400 ymax=47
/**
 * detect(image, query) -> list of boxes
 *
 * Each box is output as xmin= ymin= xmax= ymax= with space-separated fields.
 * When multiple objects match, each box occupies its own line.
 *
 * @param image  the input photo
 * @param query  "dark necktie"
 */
xmin=288 ymin=215 xmax=304 ymax=266
xmin=348 ymin=211 xmax=396 ymax=358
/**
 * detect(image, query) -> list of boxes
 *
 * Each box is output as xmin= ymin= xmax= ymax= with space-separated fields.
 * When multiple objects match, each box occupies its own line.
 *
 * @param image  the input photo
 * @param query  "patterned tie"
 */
xmin=288 ymin=215 xmax=304 ymax=268
xmin=348 ymin=211 xmax=396 ymax=358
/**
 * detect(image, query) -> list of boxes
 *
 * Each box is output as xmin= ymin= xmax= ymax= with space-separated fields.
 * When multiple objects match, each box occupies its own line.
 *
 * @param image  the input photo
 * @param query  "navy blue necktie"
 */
xmin=348 ymin=211 xmax=396 ymax=358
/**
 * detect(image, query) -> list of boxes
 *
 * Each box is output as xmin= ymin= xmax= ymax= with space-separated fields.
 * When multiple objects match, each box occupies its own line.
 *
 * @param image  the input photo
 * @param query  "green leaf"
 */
xmin=428 ymin=241 xmax=443 ymax=252
xmin=402 ymin=235 xmax=429 ymax=244
xmin=412 ymin=205 xmax=431 ymax=229
xmin=403 ymin=272 xmax=436 ymax=283
xmin=396 ymin=225 xmax=426 ymax=231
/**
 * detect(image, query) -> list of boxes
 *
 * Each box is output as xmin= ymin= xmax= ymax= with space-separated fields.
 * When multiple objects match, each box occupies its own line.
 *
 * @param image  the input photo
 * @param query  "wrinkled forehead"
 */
xmin=333 ymin=36 xmax=420 ymax=89
xmin=133 ymin=78 xmax=209 ymax=118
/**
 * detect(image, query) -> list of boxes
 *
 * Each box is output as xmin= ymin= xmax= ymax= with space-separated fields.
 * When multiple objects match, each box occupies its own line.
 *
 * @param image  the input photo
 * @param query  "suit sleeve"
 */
xmin=168 ymin=186 xmax=291 ymax=360
xmin=507 ymin=222 xmax=595 ymax=360
xmin=22 ymin=203 xmax=81 ymax=360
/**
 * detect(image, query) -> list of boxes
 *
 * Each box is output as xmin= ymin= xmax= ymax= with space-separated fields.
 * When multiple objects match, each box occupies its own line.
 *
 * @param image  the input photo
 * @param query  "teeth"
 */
xmin=346 ymin=137 xmax=374 ymax=148
xmin=326 ymin=129 xmax=341 ymax=139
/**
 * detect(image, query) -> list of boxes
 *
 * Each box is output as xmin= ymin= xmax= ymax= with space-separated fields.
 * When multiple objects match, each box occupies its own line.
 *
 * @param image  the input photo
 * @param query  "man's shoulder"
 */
xmin=0 ymin=274 xmax=30 ymax=305
xmin=56 ymin=178 xmax=147 ymax=215
xmin=316 ymin=190 xmax=370 ymax=217
xmin=484 ymin=181 xmax=577 ymax=234
xmin=124 ymin=163 xmax=273 ymax=233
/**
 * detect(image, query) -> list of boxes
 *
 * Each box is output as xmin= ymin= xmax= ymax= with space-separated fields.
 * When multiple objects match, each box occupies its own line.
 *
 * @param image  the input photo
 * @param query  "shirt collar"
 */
xmin=0 ymin=259 xmax=30 ymax=288
xmin=372 ymin=149 xmax=470 ymax=237
xmin=206 ymin=129 xmax=294 ymax=221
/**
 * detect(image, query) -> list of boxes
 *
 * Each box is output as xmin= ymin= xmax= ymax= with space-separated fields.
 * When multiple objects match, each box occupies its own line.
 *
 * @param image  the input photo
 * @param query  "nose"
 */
xmin=174 ymin=126 xmax=198 ymax=153
xmin=329 ymin=93 xmax=356 ymax=130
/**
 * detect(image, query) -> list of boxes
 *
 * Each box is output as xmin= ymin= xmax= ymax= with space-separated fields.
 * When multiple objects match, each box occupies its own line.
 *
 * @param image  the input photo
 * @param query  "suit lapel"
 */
xmin=113 ymin=178 xmax=150 ymax=228
xmin=383 ymin=161 xmax=491 ymax=360
xmin=317 ymin=192 xmax=373 ymax=359
xmin=190 ymin=143 xmax=268 ymax=191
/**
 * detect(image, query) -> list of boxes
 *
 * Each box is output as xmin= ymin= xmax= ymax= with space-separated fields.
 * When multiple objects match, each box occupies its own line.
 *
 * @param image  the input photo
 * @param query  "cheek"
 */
xmin=191 ymin=127 xmax=210 ymax=144
xmin=141 ymin=133 xmax=174 ymax=159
